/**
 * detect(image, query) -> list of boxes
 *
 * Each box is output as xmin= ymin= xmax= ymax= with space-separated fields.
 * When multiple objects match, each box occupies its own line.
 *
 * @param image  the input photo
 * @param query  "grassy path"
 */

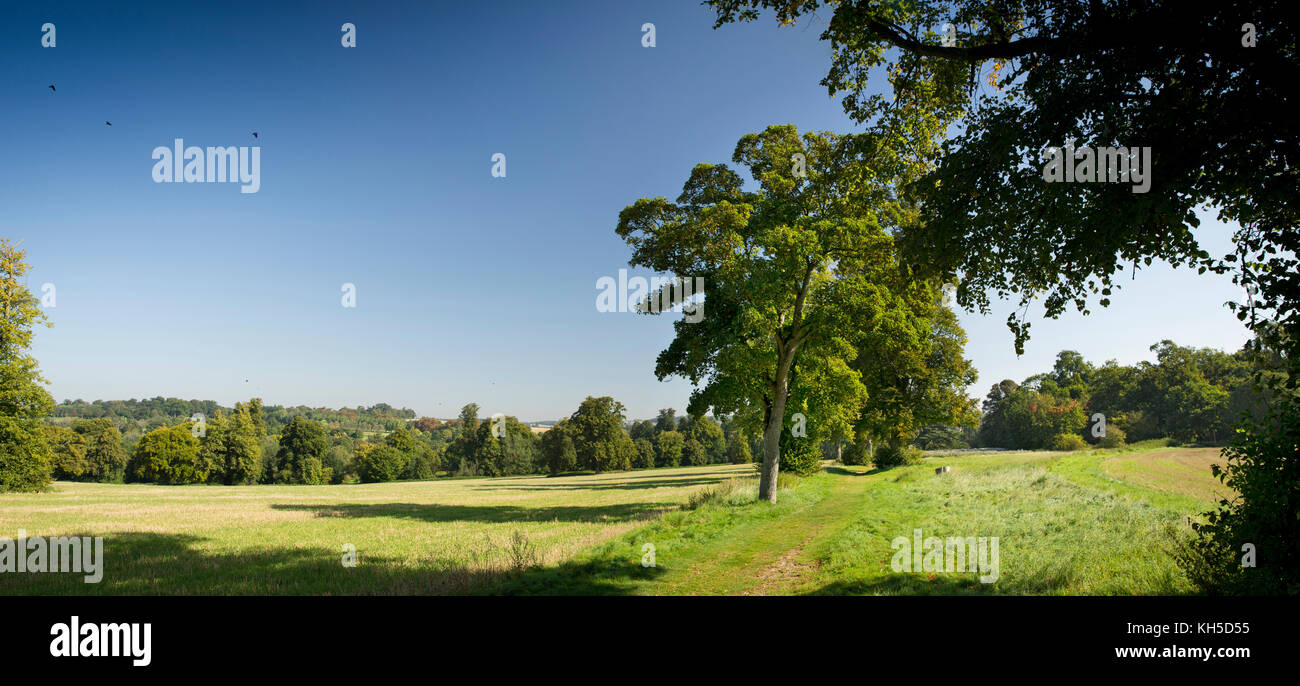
xmin=499 ymin=447 xmax=1221 ymax=595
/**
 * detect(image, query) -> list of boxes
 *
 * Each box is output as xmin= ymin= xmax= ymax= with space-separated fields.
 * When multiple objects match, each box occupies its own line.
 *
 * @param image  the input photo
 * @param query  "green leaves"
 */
xmin=0 ymin=239 xmax=55 ymax=492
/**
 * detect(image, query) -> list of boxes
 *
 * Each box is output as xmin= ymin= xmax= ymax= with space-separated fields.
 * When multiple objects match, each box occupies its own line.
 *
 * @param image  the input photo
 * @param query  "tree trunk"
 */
xmin=759 ymin=348 xmax=796 ymax=503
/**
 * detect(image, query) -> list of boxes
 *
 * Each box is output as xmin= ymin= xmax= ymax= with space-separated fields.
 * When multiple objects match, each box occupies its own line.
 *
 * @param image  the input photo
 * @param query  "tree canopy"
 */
xmin=617 ymin=124 xmax=937 ymax=501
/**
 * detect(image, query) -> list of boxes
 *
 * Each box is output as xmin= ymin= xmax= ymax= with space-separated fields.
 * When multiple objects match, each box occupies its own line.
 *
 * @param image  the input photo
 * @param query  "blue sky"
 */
xmin=2 ymin=0 xmax=1251 ymax=421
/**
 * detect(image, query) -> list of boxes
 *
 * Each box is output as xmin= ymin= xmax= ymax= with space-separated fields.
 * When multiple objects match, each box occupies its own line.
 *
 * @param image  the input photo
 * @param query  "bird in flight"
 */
xmin=105 ymin=121 xmax=112 ymax=126
xmin=48 ymin=84 xmax=55 ymax=92
xmin=252 ymin=132 xmax=259 ymax=139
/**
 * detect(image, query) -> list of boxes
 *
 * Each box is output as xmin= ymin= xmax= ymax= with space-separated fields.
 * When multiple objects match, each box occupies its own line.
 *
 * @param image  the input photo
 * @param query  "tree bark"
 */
xmin=758 ymin=347 xmax=797 ymax=503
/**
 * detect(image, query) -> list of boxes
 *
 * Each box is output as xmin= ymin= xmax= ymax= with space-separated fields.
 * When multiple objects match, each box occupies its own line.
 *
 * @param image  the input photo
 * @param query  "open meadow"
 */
xmin=0 ymin=446 xmax=1229 ymax=595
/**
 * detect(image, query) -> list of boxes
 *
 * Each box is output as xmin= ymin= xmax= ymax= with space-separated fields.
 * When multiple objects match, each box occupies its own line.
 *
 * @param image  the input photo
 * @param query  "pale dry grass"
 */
xmin=0 ymin=464 xmax=752 ymax=595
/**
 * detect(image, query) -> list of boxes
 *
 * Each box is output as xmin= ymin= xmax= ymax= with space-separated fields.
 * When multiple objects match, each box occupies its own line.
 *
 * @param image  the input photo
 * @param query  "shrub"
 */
xmin=873 ymin=444 xmax=923 ymax=469
xmin=129 ymin=423 xmax=205 ymax=484
xmin=1095 ymin=425 xmax=1127 ymax=449
xmin=356 ymin=445 xmax=407 ymax=483
xmin=840 ymin=440 xmax=871 ymax=466
xmin=1174 ymin=397 xmax=1300 ymax=594
xmin=1049 ymin=433 xmax=1088 ymax=451
xmin=779 ymin=430 xmax=823 ymax=476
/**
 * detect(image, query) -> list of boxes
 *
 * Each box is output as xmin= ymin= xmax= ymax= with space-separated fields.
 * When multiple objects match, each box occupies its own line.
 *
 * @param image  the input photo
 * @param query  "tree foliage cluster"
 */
xmin=979 ymin=342 xmax=1273 ymax=449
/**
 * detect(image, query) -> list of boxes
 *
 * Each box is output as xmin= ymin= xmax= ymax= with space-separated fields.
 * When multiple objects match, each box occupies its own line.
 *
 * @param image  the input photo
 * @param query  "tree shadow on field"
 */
xmin=824 ymin=466 xmax=882 ymax=477
xmin=0 ymin=530 xmax=659 ymax=596
xmin=806 ymin=574 xmax=1003 ymax=596
xmin=270 ymin=501 xmax=676 ymax=524
xmin=468 ymin=476 xmax=731 ymax=492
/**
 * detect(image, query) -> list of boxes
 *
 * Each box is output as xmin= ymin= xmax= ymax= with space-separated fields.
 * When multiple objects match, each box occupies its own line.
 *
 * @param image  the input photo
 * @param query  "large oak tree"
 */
xmin=616 ymin=125 xmax=932 ymax=501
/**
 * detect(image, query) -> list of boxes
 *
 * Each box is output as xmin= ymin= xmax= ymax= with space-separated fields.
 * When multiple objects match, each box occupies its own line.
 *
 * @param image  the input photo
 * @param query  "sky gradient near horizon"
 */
xmin=2 ymin=0 xmax=1252 ymax=421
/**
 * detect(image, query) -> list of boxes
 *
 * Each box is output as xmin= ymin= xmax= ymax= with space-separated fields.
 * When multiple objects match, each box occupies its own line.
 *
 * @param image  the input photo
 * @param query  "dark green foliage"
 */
xmin=275 ymin=417 xmax=330 ymax=484
xmin=685 ymin=415 xmax=726 ymax=463
xmin=444 ymin=403 xmax=482 ymax=476
xmin=45 ymin=425 xmax=87 ymax=479
xmin=129 ymin=423 xmax=205 ymax=484
xmin=778 ymin=429 xmax=822 ymax=476
xmin=726 ymin=435 xmax=752 ymax=464
xmin=633 ymin=438 xmax=656 ymax=468
xmin=569 ymin=396 xmax=632 ymax=472
xmin=1176 ymin=399 xmax=1300 ymax=595
xmin=356 ymin=445 xmax=408 ymax=483
xmin=655 ymin=431 xmax=684 ymax=468
xmin=0 ymin=240 xmax=55 ymax=492
xmin=403 ymin=444 xmax=441 ymax=480
xmin=872 ymin=444 xmax=923 ymax=469
xmin=73 ymin=418 xmax=128 ymax=482
xmin=540 ymin=420 xmax=578 ymax=475
xmin=840 ymin=438 xmax=871 ymax=466
xmin=913 ymin=425 xmax=974 ymax=450
xmin=980 ymin=343 xmax=1269 ymax=449
xmin=629 ymin=419 xmax=656 ymax=441
xmin=682 ymin=438 xmax=708 ymax=466
xmin=0 ymin=419 xmax=54 ymax=492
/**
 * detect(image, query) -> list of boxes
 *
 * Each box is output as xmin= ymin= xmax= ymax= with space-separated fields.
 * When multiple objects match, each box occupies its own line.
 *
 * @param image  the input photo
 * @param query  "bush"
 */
xmin=1049 ymin=433 xmax=1088 ymax=451
xmin=356 ymin=445 xmax=408 ymax=483
xmin=779 ymin=430 xmax=823 ymax=476
xmin=1174 ymin=397 xmax=1300 ymax=594
xmin=129 ymin=423 xmax=205 ymax=484
xmin=873 ymin=444 xmax=923 ymax=469
xmin=841 ymin=440 xmax=871 ymax=466
xmin=1095 ymin=425 xmax=1127 ymax=449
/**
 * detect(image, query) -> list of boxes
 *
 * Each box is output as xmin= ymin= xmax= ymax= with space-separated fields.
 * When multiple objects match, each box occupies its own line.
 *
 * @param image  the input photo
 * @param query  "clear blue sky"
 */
xmin=3 ymin=0 xmax=1251 ymax=421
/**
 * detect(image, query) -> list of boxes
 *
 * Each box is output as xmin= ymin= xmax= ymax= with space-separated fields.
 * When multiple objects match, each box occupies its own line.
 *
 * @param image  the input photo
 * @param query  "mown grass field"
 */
xmin=0 ymin=464 xmax=753 ymax=594
xmin=0 ymin=446 xmax=1229 ymax=595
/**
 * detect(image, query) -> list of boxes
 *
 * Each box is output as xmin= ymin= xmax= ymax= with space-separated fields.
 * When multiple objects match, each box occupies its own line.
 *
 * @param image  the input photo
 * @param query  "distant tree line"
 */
xmin=976 ymin=341 xmax=1276 ymax=450
xmin=38 ymin=394 xmax=760 ymax=486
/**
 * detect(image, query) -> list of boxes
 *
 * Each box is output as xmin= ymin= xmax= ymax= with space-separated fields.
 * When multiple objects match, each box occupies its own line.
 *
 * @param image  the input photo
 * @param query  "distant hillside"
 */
xmin=49 ymin=398 xmax=418 ymax=435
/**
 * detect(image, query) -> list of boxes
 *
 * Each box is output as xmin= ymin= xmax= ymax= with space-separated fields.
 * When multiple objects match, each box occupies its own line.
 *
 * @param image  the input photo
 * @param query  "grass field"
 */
xmin=0 ymin=446 xmax=1230 ymax=595
xmin=0 ymin=464 xmax=753 ymax=594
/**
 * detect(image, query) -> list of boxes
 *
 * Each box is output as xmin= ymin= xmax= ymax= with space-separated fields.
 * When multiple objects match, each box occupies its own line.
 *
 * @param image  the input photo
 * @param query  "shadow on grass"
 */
xmin=806 ymin=574 xmax=1008 ymax=596
xmin=468 ymin=476 xmax=734 ymax=492
xmin=0 ymin=530 xmax=658 ymax=596
xmin=824 ymin=466 xmax=883 ymax=477
xmin=270 ymin=501 xmax=676 ymax=524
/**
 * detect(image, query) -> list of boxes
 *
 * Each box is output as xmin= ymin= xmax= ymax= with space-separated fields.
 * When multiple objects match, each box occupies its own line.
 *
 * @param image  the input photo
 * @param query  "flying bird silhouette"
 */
xmin=105 ymin=121 xmax=112 ymax=126
xmin=48 ymin=84 xmax=55 ymax=92
xmin=252 ymin=132 xmax=258 ymax=138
